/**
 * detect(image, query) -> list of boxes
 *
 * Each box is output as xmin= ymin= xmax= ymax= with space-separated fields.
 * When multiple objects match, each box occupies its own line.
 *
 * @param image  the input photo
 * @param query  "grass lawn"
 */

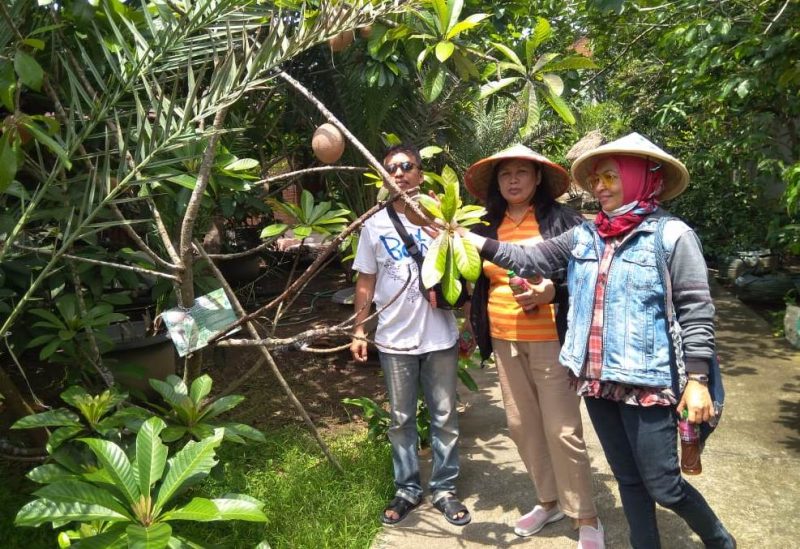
xmin=0 ymin=425 xmax=393 ymax=549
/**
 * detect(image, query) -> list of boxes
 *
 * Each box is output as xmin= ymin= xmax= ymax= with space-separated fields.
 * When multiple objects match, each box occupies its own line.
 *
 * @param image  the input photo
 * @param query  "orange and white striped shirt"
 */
xmin=485 ymin=208 xmax=558 ymax=342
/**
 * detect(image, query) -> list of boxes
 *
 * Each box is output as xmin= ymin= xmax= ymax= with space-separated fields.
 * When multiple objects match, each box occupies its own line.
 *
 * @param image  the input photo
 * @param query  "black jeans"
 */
xmin=585 ymin=398 xmax=735 ymax=549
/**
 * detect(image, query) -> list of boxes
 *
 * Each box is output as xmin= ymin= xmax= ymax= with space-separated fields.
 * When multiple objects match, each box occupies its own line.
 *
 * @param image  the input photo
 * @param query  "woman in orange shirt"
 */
xmin=464 ymin=146 xmax=603 ymax=548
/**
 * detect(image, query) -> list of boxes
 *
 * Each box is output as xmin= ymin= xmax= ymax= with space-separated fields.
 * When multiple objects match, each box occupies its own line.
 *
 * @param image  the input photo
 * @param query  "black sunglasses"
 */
xmin=385 ymin=161 xmax=418 ymax=173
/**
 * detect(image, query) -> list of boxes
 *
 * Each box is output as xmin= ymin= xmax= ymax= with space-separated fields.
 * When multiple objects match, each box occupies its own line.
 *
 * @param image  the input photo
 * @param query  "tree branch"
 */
xmin=193 ymin=241 xmax=343 ymax=472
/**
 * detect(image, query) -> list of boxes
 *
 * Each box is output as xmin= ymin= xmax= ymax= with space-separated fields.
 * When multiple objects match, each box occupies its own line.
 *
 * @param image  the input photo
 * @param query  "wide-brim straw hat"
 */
xmin=571 ymin=132 xmax=690 ymax=201
xmin=464 ymin=144 xmax=570 ymax=203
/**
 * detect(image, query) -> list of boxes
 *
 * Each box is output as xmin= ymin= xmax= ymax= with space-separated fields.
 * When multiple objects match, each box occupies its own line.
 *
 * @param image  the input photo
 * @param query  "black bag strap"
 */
xmin=387 ymin=206 xmax=423 ymax=266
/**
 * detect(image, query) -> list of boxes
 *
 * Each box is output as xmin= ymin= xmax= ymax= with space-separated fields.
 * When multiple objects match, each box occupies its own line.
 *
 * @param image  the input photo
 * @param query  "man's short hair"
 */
xmin=383 ymin=142 xmax=422 ymax=167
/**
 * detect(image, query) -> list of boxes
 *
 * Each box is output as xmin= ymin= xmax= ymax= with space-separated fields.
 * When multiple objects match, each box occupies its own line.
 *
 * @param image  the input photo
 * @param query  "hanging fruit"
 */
xmin=329 ymin=31 xmax=354 ymax=53
xmin=312 ymin=123 xmax=345 ymax=164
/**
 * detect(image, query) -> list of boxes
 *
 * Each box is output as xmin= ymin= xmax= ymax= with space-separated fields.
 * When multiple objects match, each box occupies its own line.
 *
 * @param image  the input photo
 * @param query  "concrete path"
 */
xmin=373 ymin=282 xmax=800 ymax=548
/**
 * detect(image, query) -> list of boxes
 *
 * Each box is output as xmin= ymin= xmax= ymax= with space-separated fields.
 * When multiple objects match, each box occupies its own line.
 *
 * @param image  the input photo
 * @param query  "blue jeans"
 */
xmin=379 ymin=345 xmax=459 ymax=503
xmin=585 ymin=398 xmax=735 ymax=549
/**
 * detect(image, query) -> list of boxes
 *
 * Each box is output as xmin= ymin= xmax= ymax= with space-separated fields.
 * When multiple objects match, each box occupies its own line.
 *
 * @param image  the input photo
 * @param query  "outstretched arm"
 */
xmin=459 ymin=227 xmax=576 ymax=280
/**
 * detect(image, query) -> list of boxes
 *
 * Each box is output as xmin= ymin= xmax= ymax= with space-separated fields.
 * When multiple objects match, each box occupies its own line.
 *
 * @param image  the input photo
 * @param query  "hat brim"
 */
xmin=571 ymin=148 xmax=689 ymax=202
xmin=465 ymin=152 xmax=570 ymax=203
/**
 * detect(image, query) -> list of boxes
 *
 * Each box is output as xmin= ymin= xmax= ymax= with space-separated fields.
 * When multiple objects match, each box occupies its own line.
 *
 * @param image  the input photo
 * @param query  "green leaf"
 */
xmin=189 ymin=376 xmax=213 ymax=407
xmin=69 ymin=527 xmax=127 ymax=549
xmin=199 ymin=395 xmax=245 ymax=420
xmin=26 ymin=464 xmax=78 ymax=484
xmin=452 ymin=233 xmax=481 ymax=282
xmin=135 ymin=417 xmax=168 ymax=498
xmin=15 ymin=499 xmax=128 ymax=527
xmin=21 ymin=119 xmax=73 ymax=169
xmin=59 ymin=385 xmax=90 ymax=407
xmin=12 ymin=408 xmax=82 ymax=429
xmin=417 ymin=195 xmax=444 ymax=220
xmin=159 ymin=497 xmax=219 ymax=521
xmin=161 ymin=495 xmax=267 ymax=523
xmin=292 ymin=225 xmax=312 ymax=238
xmin=541 ymin=73 xmax=564 ymax=96
xmin=34 ymin=480 xmax=132 ymax=519
xmin=22 ymin=38 xmax=46 ymax=50
xmin=478 ymin=76 xmax=519 ymax=99
xmin=434 ymin=41 xmax=455 ymax=63
xmin=543 ymin=88 xmax=576 ymax=125
xmin=490 ymin=42 xmax=522 ymax=66
xmin=531 ymin=52 xmax=559 ymax=73
xmin=529 ymin=17 xmax=553 ymax=51
xmin=47 ymin=425 xmax=86 ymax=453
xmin=519 ymin=82 xmax=540 ymax=139
xmin=441 ymin=243 xmax=462 ymax=306
xmin=0 ymin=62 xmax=16 ymax=111
xmin=207 ymin=497 xmax=267 ymax=522
xmin=154 ymin=429 xmax=224 ymax=513
xmin=126 ymin=523 xmax=172 ymax=549
xmin=299 ymin=190 xmax=314 ymax=219
xmin=218 ymin=422 xmax=266 ymax=443
xmin=446 ymin=13 xmax=489 ymax=40
xmin=80 ymin=438 xmax=140 ymax=504
xmin=440 ymin=168 xmax=459 ymax=222
xmin=14 ymin=50 xmax=43 ymax=91
xmin=422 ymin=66 xmax=446 ymax=103
xmin=260 ymin=224 xmax=288 ymax=238
xmin=223 ymin=158 xmax=259 ymax=172
xmin=149 ymin=379 xmax=194 ymax=413
xmin=421 ymin=233 xmax=448 ymax=289
xmin=0 ymin=132 xmax=19 ymax=194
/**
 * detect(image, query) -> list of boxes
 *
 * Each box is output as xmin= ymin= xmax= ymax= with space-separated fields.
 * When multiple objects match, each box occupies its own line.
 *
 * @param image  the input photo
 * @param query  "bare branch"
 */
xmin=13 ymin=244 xmax=180 ymax=281
xmin=208 ymin=198 xmax=389 ymax=343
xmin=193 ymin=241 xmax=343 ymax=472
xmin=255 ymin=165 xmax=368 ymax=186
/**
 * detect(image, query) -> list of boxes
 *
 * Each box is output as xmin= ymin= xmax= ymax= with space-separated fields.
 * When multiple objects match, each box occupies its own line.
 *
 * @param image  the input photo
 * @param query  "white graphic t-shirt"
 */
xmin=352 ymin=208 xmax=458 ymax=354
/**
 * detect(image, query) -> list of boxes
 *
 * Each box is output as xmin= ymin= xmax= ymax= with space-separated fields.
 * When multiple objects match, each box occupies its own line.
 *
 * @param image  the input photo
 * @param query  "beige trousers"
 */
xmin=492 ymin=338 xmax=597 ymax=518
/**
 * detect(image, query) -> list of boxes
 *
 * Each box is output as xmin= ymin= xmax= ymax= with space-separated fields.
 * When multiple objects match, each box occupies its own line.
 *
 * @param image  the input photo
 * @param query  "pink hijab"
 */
xmin=593 ymin=155 xmax=663 ymax=238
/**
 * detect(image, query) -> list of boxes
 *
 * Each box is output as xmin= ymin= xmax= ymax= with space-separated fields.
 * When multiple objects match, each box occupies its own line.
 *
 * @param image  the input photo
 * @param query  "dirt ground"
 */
xmin=0 ymin=260 xmax=387 ymax=444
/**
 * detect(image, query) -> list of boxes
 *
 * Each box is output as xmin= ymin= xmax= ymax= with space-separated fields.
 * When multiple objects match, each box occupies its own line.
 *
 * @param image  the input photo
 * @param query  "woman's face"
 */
xmin=590 ymin=158 xmax=624 ymax=211
xmin=496 ymin=159 xmax=541 ymax=206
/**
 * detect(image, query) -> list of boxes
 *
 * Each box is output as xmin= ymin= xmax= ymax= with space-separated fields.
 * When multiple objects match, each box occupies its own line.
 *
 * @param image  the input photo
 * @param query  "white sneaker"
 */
xmin=514 ymin=504 xmax=565 ymax=537
xmin=577 ymin=518 xmax=605 ymax=549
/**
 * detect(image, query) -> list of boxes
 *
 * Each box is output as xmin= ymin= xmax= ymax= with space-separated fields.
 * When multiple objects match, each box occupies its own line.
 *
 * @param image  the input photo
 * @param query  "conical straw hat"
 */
xmin=570 ymin=132 xmax=690 ymax=201
xmin=464 ymin=144 xmax=570 ymax=202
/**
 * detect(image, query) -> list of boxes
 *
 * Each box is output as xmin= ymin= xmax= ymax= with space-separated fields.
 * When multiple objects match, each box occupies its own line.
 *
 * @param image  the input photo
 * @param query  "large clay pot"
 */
xmin=105 ymin=321 xmax=176 ymax=397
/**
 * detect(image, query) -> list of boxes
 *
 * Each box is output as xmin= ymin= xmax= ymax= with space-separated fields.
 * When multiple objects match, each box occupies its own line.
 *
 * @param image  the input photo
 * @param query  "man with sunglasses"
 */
xmin=350 ymin=143 xmax=470 ymax=527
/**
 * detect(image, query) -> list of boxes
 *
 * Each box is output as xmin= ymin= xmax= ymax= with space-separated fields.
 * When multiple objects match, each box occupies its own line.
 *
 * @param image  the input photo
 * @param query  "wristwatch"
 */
xmin=687 ymin=373 xmax=709 ymax=384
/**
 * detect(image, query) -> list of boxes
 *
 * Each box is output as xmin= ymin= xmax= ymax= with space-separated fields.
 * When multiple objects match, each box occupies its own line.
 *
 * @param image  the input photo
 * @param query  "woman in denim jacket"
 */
xmin=459 ymin=133 xmax=736 ymax=549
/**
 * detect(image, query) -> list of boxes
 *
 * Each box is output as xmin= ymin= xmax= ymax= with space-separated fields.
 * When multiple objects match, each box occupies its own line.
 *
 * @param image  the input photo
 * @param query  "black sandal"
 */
xmin=433 ymin=494 xmax=471 ymax=526
xmin=380 ymin=496 xmax=420 ymax=525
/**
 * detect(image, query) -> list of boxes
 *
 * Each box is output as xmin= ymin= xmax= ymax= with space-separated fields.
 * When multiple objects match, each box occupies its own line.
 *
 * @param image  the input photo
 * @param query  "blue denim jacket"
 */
xmin=559 ymin=218 xmax=678 ymax=386
xmin=485 ymin=210 xmax=713 ymax=387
